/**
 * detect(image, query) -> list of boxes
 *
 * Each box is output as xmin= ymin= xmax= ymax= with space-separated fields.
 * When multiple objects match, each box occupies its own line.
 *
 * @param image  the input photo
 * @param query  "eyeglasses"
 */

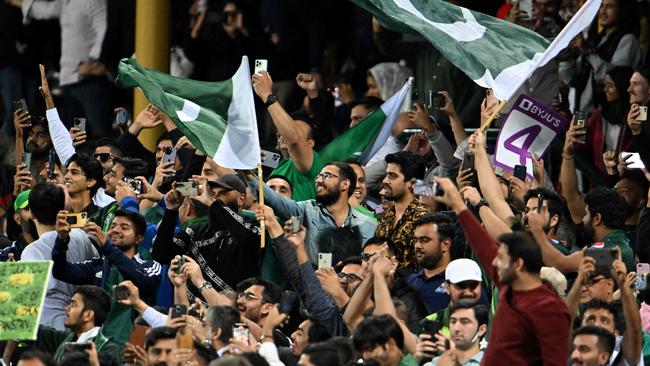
xmin=451 ymin=281 xmax=480 ymax=290
xmin=338 ymin=272 xmax=362 ymax=284
xmin=237 ymin=292 xmax=261 ymax=301
xmin=584 ymin=276 xmax=606 ymax=287
xmin=316 ymin=172 xmax=339 ymax=180
xmin=94 ymin=153 xmax=113 ymax=163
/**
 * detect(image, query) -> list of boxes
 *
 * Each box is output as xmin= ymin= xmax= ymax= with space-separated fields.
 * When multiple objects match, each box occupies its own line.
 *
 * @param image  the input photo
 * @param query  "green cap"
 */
xmin=14 ymin=190 xmax=30 ymax=212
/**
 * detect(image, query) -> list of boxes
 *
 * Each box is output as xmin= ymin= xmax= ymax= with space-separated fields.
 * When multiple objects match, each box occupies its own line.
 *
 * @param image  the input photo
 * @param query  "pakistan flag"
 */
xmin=116 ymin=56 xmax=261 ymax=169
xmin=352 ymin=0 xmax=600 ymax=101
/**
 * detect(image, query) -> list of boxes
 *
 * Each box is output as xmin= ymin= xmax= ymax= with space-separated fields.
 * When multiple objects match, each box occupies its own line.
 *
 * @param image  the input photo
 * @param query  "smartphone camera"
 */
xmin=114 ymin=285 xmax=130 ymax=301
xmin=123 ymin=177 xmax=143 ymax=195
xmin=432 ymin=93 xmax=445 ymax=109
xmin=175 ymin=256 xmax=186 ymax=275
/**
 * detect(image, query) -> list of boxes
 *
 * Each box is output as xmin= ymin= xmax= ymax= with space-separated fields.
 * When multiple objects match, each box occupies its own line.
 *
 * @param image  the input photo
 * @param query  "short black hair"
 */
xmin=156 ymin=131 xmax=174 ymax=146
xmin=113 ymin=156 xmax=148 ymax=178
xmin=574 ymin=325 xmax=616 ymax=356
xmin=29 ymin=183 xmax=65 ymax=225
xmin=113 ymin=210 xmax=147 ymax=238
xmin=581 ymin=299 xmax=624 ymax=333
xmin=584 ymin=187 xmax=627 ymax=230
xmin=188 ymin=197 xmax=210 ymax=217
xmin=413 ymin=213 xmax=454 ymax=241
xmin=363 ymin=236 xmax=399 ymax=258
xmin=95 ymin=138 xmax=123 ymax=157
xmin=19 ymin=350 xmax=56 ymax=366
xmin=308 ymin=322 xmax=332 ymax=343
xmin=353 ymin=315 xmax=404 ymax=351
xmin=326 ymin=337 xmax=356 ymax=366
xmin=335 ymin=256 xmax=362 ymax=273
xmin=236 ymin=277 xmax=283 ymax=304
xmin=144 ymin=326 xmax=177 ymax=350
xmin=523 ymin=188 xmax=568 ymax=223
xmin=302 ymin=343 xmax=341 ymax=366
xmin=385 ymin=151 xmax=426 ymax=181
xmin=497 ymin=232 xmax=543 ymax=274
xmin=75 ymin=285 xmax=112 ymax=327
xmin=267 ymin=175 xmax=293 ymax=191
xmin=325 ymin=162 xmax=357 ymax=196
xmin=449 ymin=299 xmax=489 ymax=327
xmin=205 ymin=305 xmax=241 ymax=344
xmin=350 ymin=96 xmax=384 ymax=112
xmin=66 ymin=153 xmax=105 ymax=196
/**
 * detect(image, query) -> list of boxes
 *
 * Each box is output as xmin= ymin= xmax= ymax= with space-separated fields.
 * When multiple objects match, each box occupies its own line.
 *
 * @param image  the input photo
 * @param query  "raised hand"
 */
xmin=13 ymin=110 xmax=31 ymax=138
xmin=38 ymin=64 xmax=55 ymax=109
xmin=55 ymin=210 xmax=71 ymax=241
xmin=252 ymin=71 xmax=274 ymax=102
xmin=563 ymin=119 xmax=586 ymax=155
xmin=627 ymin=104 xmax=642 ymax=135
xmin=296 ymin=73 xmax=318 ymax=98
xmin=129 ymin=104 xmax=162 ymax=136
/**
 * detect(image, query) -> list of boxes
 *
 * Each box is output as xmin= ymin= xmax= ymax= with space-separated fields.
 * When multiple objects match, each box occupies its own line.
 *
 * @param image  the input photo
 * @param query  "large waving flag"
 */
xmin=116 ymin=57 xmax=261 ymax=169
xmin=319 ymin=78 xmax=412 ymax=165
xmin=351 ymin=0 xmax=600 ymax=101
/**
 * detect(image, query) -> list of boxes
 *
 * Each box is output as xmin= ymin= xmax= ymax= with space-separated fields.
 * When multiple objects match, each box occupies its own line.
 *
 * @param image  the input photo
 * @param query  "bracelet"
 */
xmin=198 ymin=281 xmax=213 ymax=291
xmin=562 ymin=152 xmax=574 ymax=160
xmin=474 ymin=199 xmax=489 ymax=211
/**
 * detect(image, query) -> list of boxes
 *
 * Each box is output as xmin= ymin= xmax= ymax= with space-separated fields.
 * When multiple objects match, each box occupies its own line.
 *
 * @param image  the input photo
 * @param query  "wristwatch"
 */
xmin=198 ymin=280 xmax=213 ymax=291
xmin=474 ymin=199 xmax=489 ymax=211
xmin=264 ymin=94 xmax=278 ymax=108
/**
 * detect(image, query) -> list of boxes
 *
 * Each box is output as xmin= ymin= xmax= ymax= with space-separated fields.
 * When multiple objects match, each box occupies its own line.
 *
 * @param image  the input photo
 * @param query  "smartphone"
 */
xmin=14 ymin=99 xmax=32 ymax=126
xmin=48 ymin=149 xmax=56 ymax=179
xmin=65 ymin=212 xmax=88 ymax=229
xmin=638 ymin=106 xmax=648 ymax=122
xmin=621 ymin=152 xmax=645 ymax=169
xmin=288 ymin=216 xmax=300 ymax=234
xmin=162 ymin=147 xmax=178 ymax=166
xmin=176 ymin=327 xmax=194 ymax=349
xmin=420 ymin=319 xmax=443 ymax=338
xmin=73 ymin=117 xmax=86 ymax=132
xmin=175 ymin=256 xmax=186 ymax=275
xmin=175 ymin=181 xmax=199 ymax=196
xmin=114 ymin=285 xmax=130 ymax=301
xmin=233 ymin=323 xmax=249 ymax=344
xmin=411 ymin=91 xmax=420 ymax=106
xmin=462 ymin=153 xmax=475 ymax=171
xmin=519 ymin=0 xmax=533 ymax=19
xmin=513 ymin=165 xmax=527 ymax=181
xmin=573 ymin=111 xmax=588 ymax=143
xmin=62 ymin=342 xmax=91 ymax=353
xmin=536 ymin=193 xmax=544 ymax=213
xmin=129 ymin=324 xmax=149 ymax=348
xmin=585 ymin=247 xmax=616 ymax=274
xmin=636 ymin=263 xmax=650 ymax=290
xmin=115 ymin=109 xmax=130 ymax=127
xmin=122 ymin=177 xmax=143 ymax=195
xmin=318 ymin=253 xmax=332 ymax=270
xmin=397 ymin=128 xmax=424 ymax=144
xmin=22 ymin=152 xmax=32 ymax=171
xmin=254 ymin=59 xmax=268 ymax=74
xmin=171 ymin=304 xmax=188 ymax=319
xmin=432 ymin=93 xmax=445 ymax=109
xmin=260 ymin=149 xmax=282 ymax=168
xmin=413 ymin=179 xmax=444 ymax=197
xmin=278 ymin=291 xmax=298 ymax=314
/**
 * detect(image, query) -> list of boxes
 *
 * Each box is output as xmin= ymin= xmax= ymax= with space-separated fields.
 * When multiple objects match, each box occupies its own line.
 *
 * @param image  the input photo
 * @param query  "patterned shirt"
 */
xmin=375 ymin=198 xmax=429 ymax=269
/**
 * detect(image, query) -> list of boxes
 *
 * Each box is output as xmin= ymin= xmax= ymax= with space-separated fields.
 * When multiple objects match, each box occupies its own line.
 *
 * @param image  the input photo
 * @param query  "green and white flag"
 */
xmin=319 ymin=78 xmax=412 ymax=165
xmin=351 ymin=0 xmax=601 ymax=101
xmin=116 ymin=56 xmax=261 ymax=169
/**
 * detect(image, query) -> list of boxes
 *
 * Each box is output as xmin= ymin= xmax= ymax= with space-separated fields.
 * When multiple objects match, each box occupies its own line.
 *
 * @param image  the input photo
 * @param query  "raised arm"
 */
xmin=559 ymin=121 xmax=587 ymax=223
xmin=460 ymin=186 xmax=512 ymax=240
xmin=527 ymin=209 xmax=582 ymax=273
xmin=613 ymin=258 xmax=643 ymax=366
xmin=39 ymin=64 xmax=75 ymax=165
xmin=253 ymin=71 xmax=314 ymax=174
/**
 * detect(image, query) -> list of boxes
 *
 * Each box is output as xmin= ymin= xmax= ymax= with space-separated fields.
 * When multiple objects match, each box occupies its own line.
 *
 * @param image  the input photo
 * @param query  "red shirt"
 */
xmin=457 ymin=210 xmax=571 ymax=366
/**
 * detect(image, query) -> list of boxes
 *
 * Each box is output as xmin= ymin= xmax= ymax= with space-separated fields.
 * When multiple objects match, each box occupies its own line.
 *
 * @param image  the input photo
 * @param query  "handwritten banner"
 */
xmin=0 ymin=261 xmax=52 ymax=340
xmin=494 ymin=95 xmax=568 ymax=179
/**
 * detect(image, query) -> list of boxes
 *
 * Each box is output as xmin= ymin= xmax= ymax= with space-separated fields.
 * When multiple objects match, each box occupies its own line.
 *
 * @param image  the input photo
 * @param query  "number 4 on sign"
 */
xmin=503 ymin=125 xmax=541 ymax=166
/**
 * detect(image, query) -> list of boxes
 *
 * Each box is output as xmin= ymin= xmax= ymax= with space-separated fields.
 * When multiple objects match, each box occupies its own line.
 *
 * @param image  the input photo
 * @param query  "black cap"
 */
xmin=207 ymin=174 xmax=246 ymax=194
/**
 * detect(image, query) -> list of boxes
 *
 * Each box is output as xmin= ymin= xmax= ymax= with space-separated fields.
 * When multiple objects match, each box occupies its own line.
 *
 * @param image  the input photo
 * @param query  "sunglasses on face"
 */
xmin=338 ymin=272 xmax=362 ymax=284
xmin=93 ymin=153 xmax=113 ymax=163
xmin=584 ymin=276 xmax=606 ymax=287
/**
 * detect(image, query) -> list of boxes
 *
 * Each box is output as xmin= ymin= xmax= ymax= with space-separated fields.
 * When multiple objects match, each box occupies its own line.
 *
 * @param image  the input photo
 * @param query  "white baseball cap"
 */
xmin=445 ymin=259 xmax=482 ymax=284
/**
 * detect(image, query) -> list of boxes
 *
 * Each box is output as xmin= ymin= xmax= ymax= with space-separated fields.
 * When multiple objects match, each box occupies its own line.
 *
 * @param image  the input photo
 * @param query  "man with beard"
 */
xmin=433 ymin=177 xmax=571 ymax=365
xmin=571 ymin=326 xmax=616 ymax=366
xmin=246 ymin=162 xmax=376 ymax=265
xmin=234 ymin=277 xmax=282 ymax=328
xmin=51 ymin=209 xmax=161 ymax=345
xmin=405 ymin=213 xmax=453 ymax=313
xmin=420 ymin=300 xmax=488 ymax=366
xmin=153 ymin=174 xmax=261 ymax=295
xmin=64 ymin=154 xmax=104 ymax=219
xmin=522 ymin=188 xmax=574 ymax=255
xmin=12 ymin=285 xmax=120 ymax=363
xmin=0 ymin=190 xmax=38 ymax=261
xmin=375 ymin=151 xmax=429 ymax=270
xmin=418 ymin=259 xmax=485 ymax=336
xmin=529 ymin=187 xmax=634 ymax=274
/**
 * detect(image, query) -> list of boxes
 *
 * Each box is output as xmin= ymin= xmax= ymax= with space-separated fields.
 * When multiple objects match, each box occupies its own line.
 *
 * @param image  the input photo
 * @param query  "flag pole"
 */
xmin=479 ymin=100 xmax=507 ymax=133
xmin=258 ymin=163 xmax=265 ymax=248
